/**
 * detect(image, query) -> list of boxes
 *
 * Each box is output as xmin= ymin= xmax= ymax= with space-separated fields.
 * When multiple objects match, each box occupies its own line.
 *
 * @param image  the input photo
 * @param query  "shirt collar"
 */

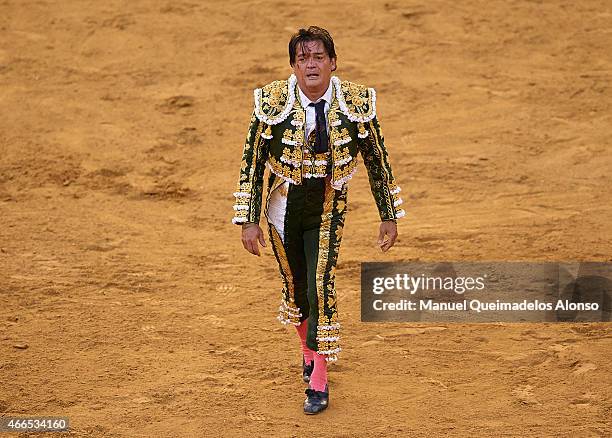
xmin=298 ymin=79 xmax=334 ymax=108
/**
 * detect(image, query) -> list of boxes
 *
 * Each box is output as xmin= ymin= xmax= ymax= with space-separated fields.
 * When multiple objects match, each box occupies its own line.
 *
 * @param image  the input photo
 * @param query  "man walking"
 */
xmin=232 ymin=26 xmax=404 ymax=414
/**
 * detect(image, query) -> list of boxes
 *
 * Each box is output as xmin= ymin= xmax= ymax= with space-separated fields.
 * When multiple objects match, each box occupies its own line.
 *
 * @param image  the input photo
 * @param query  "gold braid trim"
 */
xmin=367 ymin=120 xmax=395 ymax=220
xmin=269 ymin=225 xmax=301 ymax=325
xmin=246 ymin=121 xmax=265 ymax=222
xmin=315 ymin=182 xmax=341 ymax=361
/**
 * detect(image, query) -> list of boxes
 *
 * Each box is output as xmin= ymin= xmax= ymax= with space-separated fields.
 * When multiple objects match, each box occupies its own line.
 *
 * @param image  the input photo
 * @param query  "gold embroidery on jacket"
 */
xmin=260 ymin=80 xmax=290 ymax=117
xmin=280 ymin=146 xmax=302 ymax=167
xmin=330 ymin=127 xmax=351 ymax=146
xmin=340 ymin=81 xmax=375 ymax=120
xmin=333 ymin=156 xmax=358 ymax=180
xmin=332 ymin=146 xmax=351 ymax=165
xmin=282 ymin=129 xmax=296 ymax=145
xmin=267 ymin=155 xmax=301 ymax=183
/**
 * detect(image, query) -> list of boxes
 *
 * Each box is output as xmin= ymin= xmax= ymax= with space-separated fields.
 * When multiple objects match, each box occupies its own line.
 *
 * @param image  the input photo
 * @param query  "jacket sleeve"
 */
xmin=356 ymin=115 xmax=405 ymax=222
xmin=232 ymin=109 xmax=270 ymax=225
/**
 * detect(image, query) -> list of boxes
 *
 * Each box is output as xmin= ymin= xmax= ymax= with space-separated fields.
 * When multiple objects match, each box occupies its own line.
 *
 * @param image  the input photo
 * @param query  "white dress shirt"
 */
xmin=297 ymin=80 xmax=334 ymax=139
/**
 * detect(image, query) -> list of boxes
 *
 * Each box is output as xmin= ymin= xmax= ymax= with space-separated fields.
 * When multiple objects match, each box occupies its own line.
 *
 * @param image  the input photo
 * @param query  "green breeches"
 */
xmin=268 ymin=176 xmax=348 ymax=362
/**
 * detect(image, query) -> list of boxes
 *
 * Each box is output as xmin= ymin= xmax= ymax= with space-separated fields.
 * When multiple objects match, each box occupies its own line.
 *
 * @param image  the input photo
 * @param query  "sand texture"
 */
xmin=1 ymin=0 xmax=611 ymax=436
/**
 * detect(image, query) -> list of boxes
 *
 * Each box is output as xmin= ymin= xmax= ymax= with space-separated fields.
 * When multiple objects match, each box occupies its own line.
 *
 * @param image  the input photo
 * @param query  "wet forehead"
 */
xmin=296 ymin=40 xmax=326 ymax=57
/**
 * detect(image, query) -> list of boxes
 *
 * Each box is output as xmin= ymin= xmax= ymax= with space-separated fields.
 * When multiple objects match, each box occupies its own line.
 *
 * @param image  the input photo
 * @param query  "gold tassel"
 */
xmin=358 ymin=122 xmax=367 ymax=138
xmin=264 ymin=125 xmax=273 ymax=139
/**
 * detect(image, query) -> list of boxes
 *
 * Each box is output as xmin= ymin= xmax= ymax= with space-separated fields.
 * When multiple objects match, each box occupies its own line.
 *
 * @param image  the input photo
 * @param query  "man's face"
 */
xmin=292 ymin=40 xmax=336 ymax=93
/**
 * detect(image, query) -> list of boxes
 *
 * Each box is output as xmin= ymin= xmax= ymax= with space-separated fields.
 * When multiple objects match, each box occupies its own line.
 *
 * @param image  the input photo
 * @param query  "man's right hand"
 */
xmin=241 ymin=223 xmax=266 ymax=256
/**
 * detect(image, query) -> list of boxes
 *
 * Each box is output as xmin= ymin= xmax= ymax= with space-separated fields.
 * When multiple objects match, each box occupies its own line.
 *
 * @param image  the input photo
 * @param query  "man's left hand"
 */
xmin=378 ymin=220 xmax=398 ymax=252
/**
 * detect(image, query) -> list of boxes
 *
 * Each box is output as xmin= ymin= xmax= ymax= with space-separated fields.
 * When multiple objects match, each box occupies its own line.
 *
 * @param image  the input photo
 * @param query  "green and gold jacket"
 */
xmin=232 ymin=74 xmax=405 ymax=225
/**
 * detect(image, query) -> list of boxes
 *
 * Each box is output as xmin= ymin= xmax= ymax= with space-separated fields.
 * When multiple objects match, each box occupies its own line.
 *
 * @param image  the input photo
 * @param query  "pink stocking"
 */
xmin=295 ymin=320 xmax=314 ymax=365
xmin=309 ymin=352 xmax=328 ymax=392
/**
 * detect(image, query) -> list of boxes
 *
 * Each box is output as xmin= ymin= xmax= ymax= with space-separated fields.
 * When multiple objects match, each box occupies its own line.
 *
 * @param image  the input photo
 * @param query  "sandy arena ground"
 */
xmin=1 ymin=0 xmax=611 ymax=436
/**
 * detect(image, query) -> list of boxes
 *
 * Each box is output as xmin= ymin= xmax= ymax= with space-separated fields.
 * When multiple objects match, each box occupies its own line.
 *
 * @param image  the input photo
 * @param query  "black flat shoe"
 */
xmin=303 ymin=385 xmax=329 ymax=415
xmin=302 ymin=358 xmax=314 ymax=383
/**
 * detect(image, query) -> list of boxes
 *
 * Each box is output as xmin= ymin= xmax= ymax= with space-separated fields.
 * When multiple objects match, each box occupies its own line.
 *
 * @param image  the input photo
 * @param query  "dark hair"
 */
xmin=288 ymin=26 xmax=337 ymax=68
